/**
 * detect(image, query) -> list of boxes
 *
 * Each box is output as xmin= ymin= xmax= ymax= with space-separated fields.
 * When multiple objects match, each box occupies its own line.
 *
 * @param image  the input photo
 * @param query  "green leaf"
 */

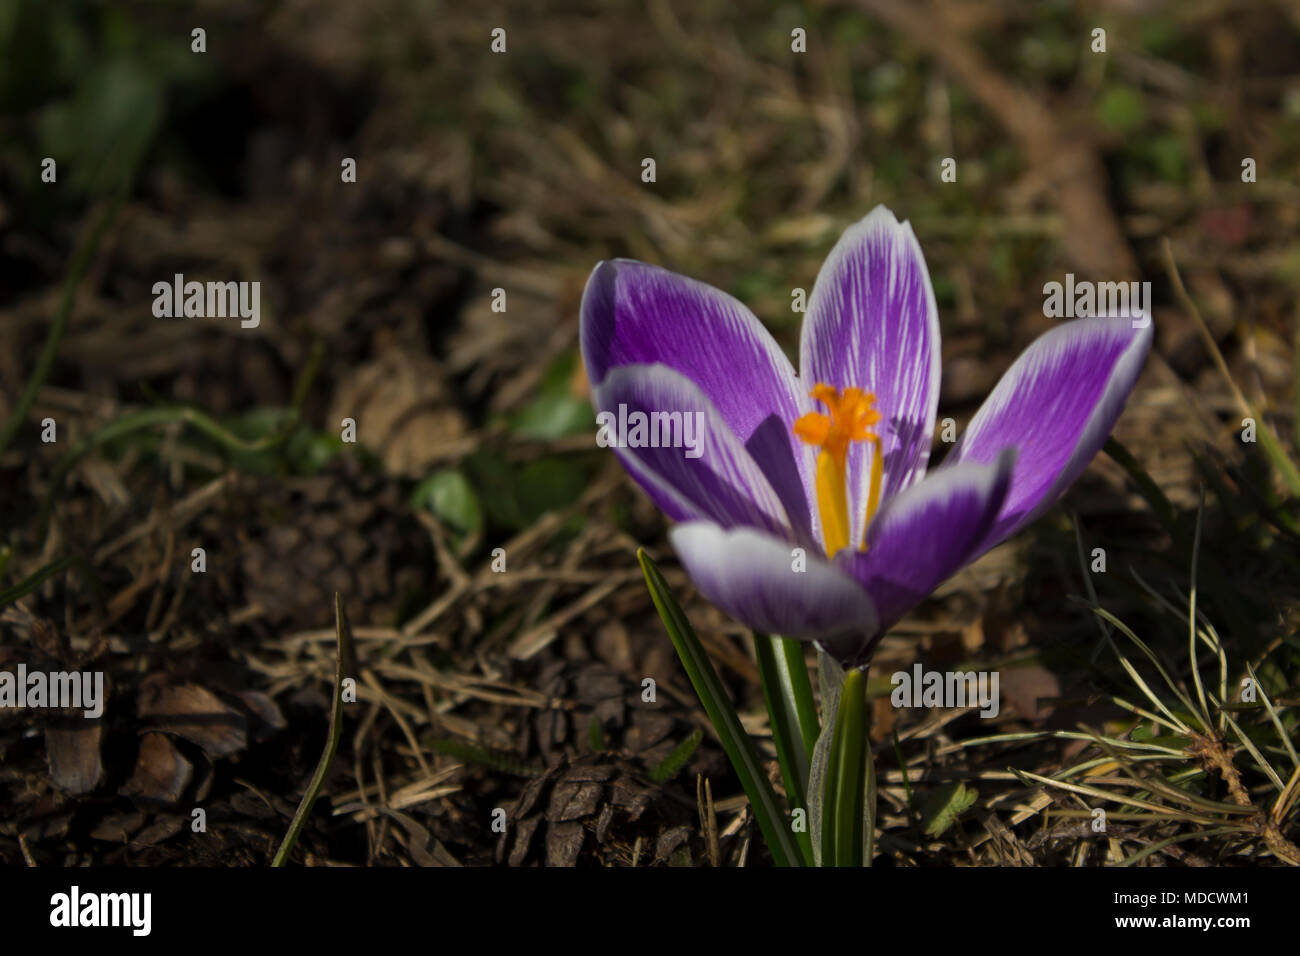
xmin=411 ymin=468 xmax=484 ymax=537
xmin=512 ymin=391 xmax=592 ymax=439
xmin=920 ymin=782 xmax=978 ymax=837
xmin=807 ymin=651 xmax=843 ymax=866
xmin=823 ymin=667 xmax=870 ymax=866
xmin=753 ymin=632 xmax=817 ymax=865
xmin=38 ymin=58 xmax=163 ymax=197
xmin=510 ymin=352 xmax=593 ymax=439
xmin=637 ymin=549 xmax=803 ymax=867
xmin=1096 ymin=85 xmax=1145 ymax=134
xmin=467 ymin=449 xmax=593 ymax=531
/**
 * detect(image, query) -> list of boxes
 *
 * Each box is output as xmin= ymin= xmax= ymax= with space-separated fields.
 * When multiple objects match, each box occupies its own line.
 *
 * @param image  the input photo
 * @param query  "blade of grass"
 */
xmin=1012 ymin=769 xmax=1228 ymax=825
xmin=958 ymin=729 xmax=1187 ymax=757
xmin=1102 ymin=438 xmax=1177 ymax=532
xmin=1091 ymin=605 xmax=1203 ymax=733
xmin=1083 ymin=727 xmax=1256 ymax=815
xmin=1248 ymin=663 xmax=1299 ymax=772
xmin=1214 ymin=701 xmax=1286 ymax=794
xmin=1162 ymin=238 xmax=1300 ymax=495
xmin=1128 ymin=567 xmax=1230 ymax=733
xmin=0 ymin=193 xmax=124 ymax=456
xmin=1274 ymin=765 xmax=1300 ymax=824
xmin=637 ymin=549 xmax=802 ymax=867
xmin=1186 ymin=491 xmax=1213 ymax=731
xmin=1113 ymin=825 xmax=1243 ymax=867
xmin=0 ymin=554 xmax=94 ymax=609
xmin=272 ymin=593 xmax=356 ymax=866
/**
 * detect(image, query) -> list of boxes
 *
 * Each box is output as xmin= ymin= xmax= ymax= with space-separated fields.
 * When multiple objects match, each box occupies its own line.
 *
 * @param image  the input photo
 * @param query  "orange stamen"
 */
xmin=794 ymin=384 xmax=884 ymax=557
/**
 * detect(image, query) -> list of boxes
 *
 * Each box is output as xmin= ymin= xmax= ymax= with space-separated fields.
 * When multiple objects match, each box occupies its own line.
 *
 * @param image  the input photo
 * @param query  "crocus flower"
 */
xmin=582 ymin=207 xmax=1152 ymax=665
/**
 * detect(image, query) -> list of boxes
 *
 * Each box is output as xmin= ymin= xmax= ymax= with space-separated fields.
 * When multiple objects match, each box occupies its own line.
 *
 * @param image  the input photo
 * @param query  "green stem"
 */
xmin=273 ymin=593 xmax=354 ymax=866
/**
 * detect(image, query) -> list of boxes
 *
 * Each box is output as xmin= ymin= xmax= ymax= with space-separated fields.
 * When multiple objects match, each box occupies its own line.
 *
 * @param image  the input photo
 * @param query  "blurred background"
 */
xmin=1 ymin=0 xmax=1298 ymax=866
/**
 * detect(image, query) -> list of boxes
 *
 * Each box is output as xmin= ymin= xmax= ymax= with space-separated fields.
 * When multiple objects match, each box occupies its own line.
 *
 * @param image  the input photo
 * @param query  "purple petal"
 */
xmin=836 ymin=451 xmax=1015 ymax=637
xmin=594 ymin=364 xmax=795 ymax=539
xmin=582 ymin=259 xmax=817 ymax=537
xmin=670 ymin=522 xmax=878 ymax=648
xmin=800 ymin=207 xmax=942 ymax=548
xmin=949 ymin=314 xmax=1153 ymax=553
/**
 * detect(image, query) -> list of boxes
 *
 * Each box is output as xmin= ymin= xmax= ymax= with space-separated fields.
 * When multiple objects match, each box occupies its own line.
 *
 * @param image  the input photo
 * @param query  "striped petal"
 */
xmin=800 ymin=207 xmax=942 ymax=548
xmin=594 ymin=364 xmax=795 ymax=539
xmin=670 ymin=522 xmax=878 ymax=653
xmin=582 ymin=259 xmax=817 ymax=541
xmin=949 ymin=314 xmax=1153 ymax=555
xmin=837 ymin=451 xmax=1016 ymax=639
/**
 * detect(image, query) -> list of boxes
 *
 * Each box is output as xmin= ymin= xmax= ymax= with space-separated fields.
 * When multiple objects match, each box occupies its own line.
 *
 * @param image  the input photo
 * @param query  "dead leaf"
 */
xmin=138 ymin=680 xmax=247 ymax=757
xmin=327 ymin=348 xmax=468 ymax=477
xmin=121 ymin=732 xmax=194 ymax=805
xmin=999 ymin=664 xmax=1061 ymax=723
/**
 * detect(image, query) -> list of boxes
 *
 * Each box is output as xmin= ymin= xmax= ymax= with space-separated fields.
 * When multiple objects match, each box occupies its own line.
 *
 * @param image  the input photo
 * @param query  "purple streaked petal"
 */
xmin=669 ymin=522 xmax=878 ymax=646
xmin=949 ymin=314 xmax=1153 ymax=554
xmin=582 ymin=259 xmax=817 ymax=536
xmin=800 ymin=207 xmax=942 ymax=549
xmin=836 ymin=451 xmax=1015 ymax=637
xmin=594 ymin=364 xmax=795 ymax=539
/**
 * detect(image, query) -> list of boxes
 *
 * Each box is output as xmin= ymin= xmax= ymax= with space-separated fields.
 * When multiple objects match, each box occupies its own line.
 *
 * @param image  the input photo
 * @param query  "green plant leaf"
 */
xmin=466 ymin=449 xmax=593 ymax=531
xmin=411 ymin=468 xmax=484 ymax=537
xmin=1096 ymin=85 xmax=1145 ymax=134
xmin=511 ymin=390 xmax=592 ymax=439
xmin=511 ymin=351 xmax=593 ymax=439
xmin=637 ymin=549 xmax=802 ymax=867
xmin=807 ymin=650 xmax=843 ymax=866
xmin=753 ymin=632 xmax=816 ymax=865
xmin=823 ymin=666 xmax=870 ymax=867
xmin=38 ymin=58 xmax=163 ymax=197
